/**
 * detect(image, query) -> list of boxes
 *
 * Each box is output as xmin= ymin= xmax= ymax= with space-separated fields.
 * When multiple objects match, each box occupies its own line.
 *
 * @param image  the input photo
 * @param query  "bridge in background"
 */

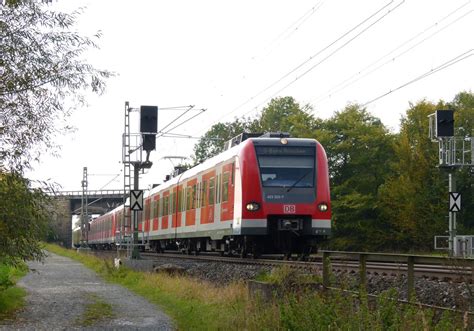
xmin=55 ymin=190 xmax=126 ymax=214
xmin=50 ymin=190 xmax=126 ymax=248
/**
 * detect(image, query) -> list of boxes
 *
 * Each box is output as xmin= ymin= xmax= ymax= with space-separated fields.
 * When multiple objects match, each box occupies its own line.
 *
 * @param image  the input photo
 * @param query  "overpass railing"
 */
xmin=52 ymin=190 xmax=126 ymax=197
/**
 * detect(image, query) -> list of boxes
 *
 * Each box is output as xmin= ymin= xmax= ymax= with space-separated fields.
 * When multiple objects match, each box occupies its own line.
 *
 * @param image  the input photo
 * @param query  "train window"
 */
xmin=168 ymin=194 xmax=173 ymax=215
xmin=177 ymin=189 xmax=182 ymax=212
xmin=256 ymin=146 xmax=315 ymax=188
xmin=167 ymin=196 xmax=171 ymax=215
xmin=165 ymin=196 xmax=170 ymax=216
xmin=169 ymin=193 xmax=176 ymax=214
xmin=197 ymin=183 xmax=201 ymax=209
xmin=154 ymin=199 xmax=159 ymax=218
xmin=186 ymin=187 xmax=191 ymax=211
xmin=231 ymin=163 xmax=235 ymax=185
xmin=216 ymin=174 xmax=221 ymax=204
xmin=202 ymin=180 xmax=208 ymax=207
xmin=222 ymin=172 xmax=229 ymax=202
xmin=172 ymin=192 xmax=176 ymax=214
xmin=192 ymin=184 xmax=197 ymax=209
xmin=209 ymin=177 xmax=215 ymax=205
xmin=145 ymin=200 xmax=150 ymax=221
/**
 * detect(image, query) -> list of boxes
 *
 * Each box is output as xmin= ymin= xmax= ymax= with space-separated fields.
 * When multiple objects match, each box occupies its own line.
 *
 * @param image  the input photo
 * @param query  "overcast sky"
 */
xmin=26 ymin=0 xmax=474 ymax=191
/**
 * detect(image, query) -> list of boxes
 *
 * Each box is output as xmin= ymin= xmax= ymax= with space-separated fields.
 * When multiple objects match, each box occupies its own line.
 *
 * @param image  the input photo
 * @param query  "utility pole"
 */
xmin=80 ymin=166 xmax=88 ymax=246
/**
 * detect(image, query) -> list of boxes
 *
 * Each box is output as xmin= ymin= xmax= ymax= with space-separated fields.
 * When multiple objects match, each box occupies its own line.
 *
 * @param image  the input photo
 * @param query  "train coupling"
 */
xmin=278 ymin=218 xmax=303 ymax=231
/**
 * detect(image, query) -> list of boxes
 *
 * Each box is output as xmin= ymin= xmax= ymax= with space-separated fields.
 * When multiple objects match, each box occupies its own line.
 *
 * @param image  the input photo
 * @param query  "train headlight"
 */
xmin=318 ymin=203 xmax=328 ymax=212
xmin=280 ymin=138 xmax=288 ymax=145
xmin=246 ymin=202 xmax=260 ymax=211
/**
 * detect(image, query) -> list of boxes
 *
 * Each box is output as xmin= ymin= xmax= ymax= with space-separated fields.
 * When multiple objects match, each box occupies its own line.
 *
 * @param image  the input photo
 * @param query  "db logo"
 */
xmin=283 ymin=205 xmax=296 ymax=214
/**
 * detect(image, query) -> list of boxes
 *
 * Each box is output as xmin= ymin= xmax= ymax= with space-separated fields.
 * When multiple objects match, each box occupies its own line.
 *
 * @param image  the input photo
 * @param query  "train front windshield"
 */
xmin=255 ymin=146 xmax=315 ymax=188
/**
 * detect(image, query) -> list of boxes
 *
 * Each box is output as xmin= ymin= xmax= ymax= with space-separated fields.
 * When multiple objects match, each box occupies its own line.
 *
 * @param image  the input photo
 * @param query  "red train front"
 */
xmin=232 ymin=133 xmax=331 ymax=258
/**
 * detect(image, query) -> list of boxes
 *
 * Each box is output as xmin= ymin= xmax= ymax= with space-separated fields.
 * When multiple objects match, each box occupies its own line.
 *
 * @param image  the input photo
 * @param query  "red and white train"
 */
xmin=85 ymin=133 xmax=331 ymax=258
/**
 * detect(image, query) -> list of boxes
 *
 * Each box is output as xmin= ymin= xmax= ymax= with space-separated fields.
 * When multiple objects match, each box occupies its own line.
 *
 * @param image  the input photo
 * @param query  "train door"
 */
xmin=200 ymin=170 xmax=216 ymax=225
xmin=170 ymin=186 xmax=178 ymax=229
xmin=161 ymin=190 xmax=170 ymax=231
xmin=152 ymin=194 xmax=160 ymax=232
xmin=220 ymin=162 xmax=235 ymax=222
xmin=175 ymin=184 xmax=185 ymax=230
xmin=185 ymin=179 xmax=198 ymax=228
xmin=144 ymin=197 xmax=151 ymax=242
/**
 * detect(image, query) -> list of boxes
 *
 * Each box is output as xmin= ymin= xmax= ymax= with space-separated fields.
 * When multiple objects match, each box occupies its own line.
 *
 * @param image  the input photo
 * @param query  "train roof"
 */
xmin=148 ymin=140 xmax=244 ymax=196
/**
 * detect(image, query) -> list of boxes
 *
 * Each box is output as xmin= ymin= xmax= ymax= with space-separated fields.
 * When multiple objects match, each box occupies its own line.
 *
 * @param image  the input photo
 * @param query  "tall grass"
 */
xmin=46 ymin=244 xmax=465 ymax=330
xmin=0 ymin=262 xmax=28 ymax=320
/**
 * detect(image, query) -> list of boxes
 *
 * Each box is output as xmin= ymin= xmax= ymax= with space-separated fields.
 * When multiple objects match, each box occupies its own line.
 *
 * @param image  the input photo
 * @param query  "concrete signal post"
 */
xmin=122 ymin=103 xmax=158 ymax=259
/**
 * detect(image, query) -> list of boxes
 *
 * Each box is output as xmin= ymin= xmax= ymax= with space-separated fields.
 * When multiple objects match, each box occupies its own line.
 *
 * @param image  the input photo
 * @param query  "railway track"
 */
xmin=136 ymin=251 xmax=474 ymax=283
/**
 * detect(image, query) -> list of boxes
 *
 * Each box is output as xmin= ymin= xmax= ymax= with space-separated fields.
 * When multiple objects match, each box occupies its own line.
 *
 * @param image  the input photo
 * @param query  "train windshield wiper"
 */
xmin=286 ymin=169 xmax=312 ymax=192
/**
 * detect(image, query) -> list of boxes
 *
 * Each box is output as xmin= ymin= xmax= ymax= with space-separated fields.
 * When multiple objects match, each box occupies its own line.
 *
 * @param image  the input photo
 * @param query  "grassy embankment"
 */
xmin=45 ymin=244 xmax=464 ymax=330
xmin=0 ymin=263 xmax=28 ymax=320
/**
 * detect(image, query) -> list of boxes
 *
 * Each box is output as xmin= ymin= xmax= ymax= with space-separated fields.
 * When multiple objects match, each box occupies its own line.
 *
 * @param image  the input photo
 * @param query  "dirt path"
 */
xmin=0 ymin=252 xmax=174 ymax=330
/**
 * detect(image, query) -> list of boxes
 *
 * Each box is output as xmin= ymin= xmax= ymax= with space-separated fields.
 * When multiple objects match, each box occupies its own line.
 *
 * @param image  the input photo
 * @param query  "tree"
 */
xmin=192 ymin=96 xmax=316 ymax=164
xmin=378 ymin=100 xmax=445 ymax=251
xmin=1 ymin=1 xmax=112 ymax=172
xmin=0 ymin=172 xmax=51 ymax=266
xmin=192 ymin=117 xmax=257 ymax=164
xmin=315 ymin=105 xmax=396 ymax=250
xmin=0 ymin=1 xmax=112 ymax=264
xmin=256 ymin=96 xmax=317 ymax=137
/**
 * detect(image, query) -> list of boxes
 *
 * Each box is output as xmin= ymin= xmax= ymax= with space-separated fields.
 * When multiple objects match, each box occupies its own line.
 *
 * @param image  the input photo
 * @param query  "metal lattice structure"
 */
xmin=122 ymin=102 xmax=132 ymax=256
xmin=429 ymin=111 xmax=474 ymax=256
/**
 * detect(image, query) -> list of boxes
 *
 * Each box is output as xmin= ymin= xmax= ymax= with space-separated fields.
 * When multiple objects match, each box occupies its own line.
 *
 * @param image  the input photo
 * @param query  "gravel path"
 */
xmin=0 ymin=252 xmax=174 ymax=331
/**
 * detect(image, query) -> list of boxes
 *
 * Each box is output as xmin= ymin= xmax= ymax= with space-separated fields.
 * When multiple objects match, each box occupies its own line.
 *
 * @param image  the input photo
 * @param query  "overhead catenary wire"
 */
xmin=99 ymin=173 xmax=122 ymax=190
xmin=245 ymin=0 xmax=406 ymax=116
xmin=264 ymin=0 xmax=325 ymax=54
xmin=156 ymin=108 xmax=207 ymax=138
xmin=158 ymin=105 xmax=195 ymax=133
xmin=159 ymin=105 xmax=195 ymax=110
xmin=312 ymin=1 xmax=473 ymax=106
xmin=361 ymin=49 xmax=474 ymax=107
xmin=211 ymin=0 xmax=398 ymax=126
xmin=160 ymin=132 xmax=204 ymax=139
xmin=200 ymin=0 xmax=325 ymax=135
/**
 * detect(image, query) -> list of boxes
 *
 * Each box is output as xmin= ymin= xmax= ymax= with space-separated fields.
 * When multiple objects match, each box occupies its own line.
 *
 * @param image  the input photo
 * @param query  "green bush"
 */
xmin=0 ymin=262 xmax=28 ymax=319
xmin=0 ymin=265 xmax=15 ymax=291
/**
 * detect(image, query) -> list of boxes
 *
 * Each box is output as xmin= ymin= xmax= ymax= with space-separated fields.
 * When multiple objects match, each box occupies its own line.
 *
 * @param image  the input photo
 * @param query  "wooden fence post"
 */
xmin=407 ymin=256 xmax=415 ymax=301
xmin=323 ymin=251 xmax=330 ymax=288
xmin=359 ymin=254 xmax=367 ymax=291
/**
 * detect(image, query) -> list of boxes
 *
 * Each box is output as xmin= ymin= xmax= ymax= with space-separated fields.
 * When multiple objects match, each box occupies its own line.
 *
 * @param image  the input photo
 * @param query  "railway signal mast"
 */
xmin=122 ymin=102 xmax=158 ymax=259
xmin=80 ymin=166 xmax=89 ymax=248
xmin=429 ymin=110 xmax=473 ymax=256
